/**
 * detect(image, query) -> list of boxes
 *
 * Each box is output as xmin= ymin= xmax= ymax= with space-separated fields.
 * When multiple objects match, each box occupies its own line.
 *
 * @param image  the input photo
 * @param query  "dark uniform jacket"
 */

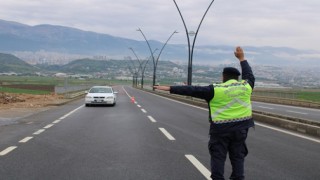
xmin=170 ymin=60 xmax=255 ymax=134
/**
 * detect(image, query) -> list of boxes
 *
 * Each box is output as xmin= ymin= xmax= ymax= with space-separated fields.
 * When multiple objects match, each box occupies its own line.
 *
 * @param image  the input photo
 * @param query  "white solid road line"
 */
xmin=122 ymin=86 xmax=139 ymax=104
xmin=122 ymin=86 xmax=132 ymax=98
xmin=59 ymin=105 xmax=83 ymax=120
xmin=44 ymin=124 xmax=54 ymax=129
xmin=258 ymin=106 xmax=274 ymax=110
xmin=52 ymin=120 xmax=61 ymax=124
xmin=286 ymin=110 xmax=308 ymax=115
xmin=141 ymin=109 xmax=147 ymax=113
xmin=148 ymin=116 xmax=157 ymax=123
xmin=33 ymin=129 xmax=45 ymax=135
xmin=159 ymin=128 xmax=176 ymax=140
xmin=185 ymin=154 xmax=211 ymax=180
xmin=256 ymin=122 xmax=320 ymax=143
xmin=0 ymin=146 xmax=17 ymax=156
xmin=64 ymin=106 xmax=83 ymax=116
xmin=19 ymin=137 xmax=33 ymax=143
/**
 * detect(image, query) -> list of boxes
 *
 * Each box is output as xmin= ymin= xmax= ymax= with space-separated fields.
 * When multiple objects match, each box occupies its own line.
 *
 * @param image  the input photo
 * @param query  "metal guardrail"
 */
xmin=64 ymin=91 xmax=87 ymax=99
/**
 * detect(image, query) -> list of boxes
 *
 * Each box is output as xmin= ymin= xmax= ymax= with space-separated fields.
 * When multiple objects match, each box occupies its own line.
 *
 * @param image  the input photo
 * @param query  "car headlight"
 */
xmin=86 ymin=96 xmax=93 ymax=98
xmin=106 ymin=96 xmax=114 ymax=99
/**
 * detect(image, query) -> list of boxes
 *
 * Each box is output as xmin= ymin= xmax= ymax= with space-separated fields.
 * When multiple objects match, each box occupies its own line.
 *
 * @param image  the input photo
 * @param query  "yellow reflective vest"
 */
xmin=209 ymin=79 xmax=252 ymax=124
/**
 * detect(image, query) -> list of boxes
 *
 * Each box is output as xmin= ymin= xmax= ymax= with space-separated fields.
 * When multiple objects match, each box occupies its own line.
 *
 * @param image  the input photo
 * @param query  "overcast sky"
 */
xmin=0 ymin=0 xmax=320 ymax=52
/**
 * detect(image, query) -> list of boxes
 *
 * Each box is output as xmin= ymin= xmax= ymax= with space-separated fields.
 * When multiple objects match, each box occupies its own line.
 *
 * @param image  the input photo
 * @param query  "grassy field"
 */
xmin=297 ymin=91 xmax=320 ymax=102
xmin=253 ymin=88 xmax=320 ymax=103
xmin=0 ymin=87 xmax=51 ymax=95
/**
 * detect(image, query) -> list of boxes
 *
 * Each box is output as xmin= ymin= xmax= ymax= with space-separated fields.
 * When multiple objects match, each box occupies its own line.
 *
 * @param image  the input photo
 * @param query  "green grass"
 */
xmin=253 ymin=88 xmax=320 ymax=103
xmin=297 ymin=91 xmax=320 ymax=102
xmin=0 ymin=87 xmax=50 ymax=95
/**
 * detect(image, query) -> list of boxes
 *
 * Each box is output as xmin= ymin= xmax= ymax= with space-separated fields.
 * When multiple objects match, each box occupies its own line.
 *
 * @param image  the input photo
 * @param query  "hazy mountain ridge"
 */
xmin=0 ymin=19 xmax=320 ymax=67
xmin=0 ymin=53 xmax=39 ymax=73
xmin=0 ymin=53 xmax=180 ymax=75
xmin=1 ymin=53 xmax=319 ymax=88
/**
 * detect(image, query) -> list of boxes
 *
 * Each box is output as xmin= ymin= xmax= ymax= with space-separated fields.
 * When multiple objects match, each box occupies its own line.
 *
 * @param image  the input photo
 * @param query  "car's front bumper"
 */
xmin=85 ymin=97 xmax=115 ymax=105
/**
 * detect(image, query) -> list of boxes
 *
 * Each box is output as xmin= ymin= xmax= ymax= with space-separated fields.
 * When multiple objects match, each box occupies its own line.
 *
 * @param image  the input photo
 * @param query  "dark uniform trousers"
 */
xmin=208 ymin=129 xmax=249 ymax=180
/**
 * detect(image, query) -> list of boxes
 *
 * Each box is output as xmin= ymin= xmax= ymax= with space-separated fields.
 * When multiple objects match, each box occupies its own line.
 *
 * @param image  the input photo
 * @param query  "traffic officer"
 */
xmin=154 ymin=46 xmax=255 ymax=180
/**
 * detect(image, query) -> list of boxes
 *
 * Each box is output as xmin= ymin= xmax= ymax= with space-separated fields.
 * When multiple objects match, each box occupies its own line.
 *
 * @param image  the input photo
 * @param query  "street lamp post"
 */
xmin=137 ymin=28 xmax=178 ymax=90
xmin=127 ymin=65 xmax=136 ymax=87
xmin=127 ymin=56 xmax=140 ymax=87
xmin=173 ymin=0 xmax=215 ymax=85
xmin=141 ymin=48 xmax=158 ymax=89
xmin=129 ymin=47 xmax=158 ymax=89
xmin=129 ymin=47 xmax=142 ymax=85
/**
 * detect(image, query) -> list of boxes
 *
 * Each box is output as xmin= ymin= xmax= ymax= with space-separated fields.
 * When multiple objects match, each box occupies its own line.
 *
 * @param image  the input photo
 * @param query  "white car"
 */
xmin=85 ymin=86 xmax=117 ymax=107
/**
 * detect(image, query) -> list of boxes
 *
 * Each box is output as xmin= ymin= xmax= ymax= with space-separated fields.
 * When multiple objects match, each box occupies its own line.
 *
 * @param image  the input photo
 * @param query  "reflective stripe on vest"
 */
xmin=209 ymin=79 xmax=252 ymax=124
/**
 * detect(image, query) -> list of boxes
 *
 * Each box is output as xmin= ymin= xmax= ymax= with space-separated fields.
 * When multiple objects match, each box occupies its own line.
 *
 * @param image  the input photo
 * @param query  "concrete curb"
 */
xmin=253 ymin=113 xmax=320 ymax=137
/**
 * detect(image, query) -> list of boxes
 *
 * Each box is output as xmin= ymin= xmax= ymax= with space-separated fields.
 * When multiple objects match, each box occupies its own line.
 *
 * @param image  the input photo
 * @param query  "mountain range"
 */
xmin=0 ymin=53 xmax=39 ymax=73
xmin=0 ymin=19 xmax=319 ymax=67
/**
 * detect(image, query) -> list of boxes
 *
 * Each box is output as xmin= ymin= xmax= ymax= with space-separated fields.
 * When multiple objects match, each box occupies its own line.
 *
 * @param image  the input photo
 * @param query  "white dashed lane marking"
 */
xmin=141 ymin=109 xmax=147 ymax=113
xmin=148 ymin=116 xmax=157 ymax=123
xmin=0 ymin=105 xmax=84 ymax=157
xmin=19 ymin=137 xmax=33 ymax=143
xmin=0 ymin=146 xmax=17 ymax=156
xmin=185 ymin=155 xmax=211 ymax=180
xmin=159 ymin=128 xmax=175 ymax=140
xmin=44 ymin=124 xmax=54 ymax=129
xmin=33 ymin=129 xmax=45 ymax=135
xmin=52 ymin=120 xmax=61 ymax=124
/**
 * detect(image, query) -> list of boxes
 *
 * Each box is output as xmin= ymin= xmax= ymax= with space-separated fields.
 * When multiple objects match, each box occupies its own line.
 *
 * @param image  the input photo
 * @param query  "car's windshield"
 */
xmin=89 ymin=87 xmax=113 ymax=93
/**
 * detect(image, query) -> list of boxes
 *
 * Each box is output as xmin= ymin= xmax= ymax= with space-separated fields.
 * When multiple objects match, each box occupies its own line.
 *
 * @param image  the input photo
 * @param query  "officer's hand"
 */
xmin=234 ymin=46 xmax=245 ymax=62
xmin=153 ymin=86 xmax=170 ymax=91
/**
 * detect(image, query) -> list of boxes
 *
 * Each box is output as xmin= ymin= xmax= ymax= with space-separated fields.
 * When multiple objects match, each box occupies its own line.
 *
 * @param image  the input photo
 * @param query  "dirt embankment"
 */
xmin=0 ymin=93 xmax=68 ymax=121
xmin=0 ymin=92 xmax=64 ymax=108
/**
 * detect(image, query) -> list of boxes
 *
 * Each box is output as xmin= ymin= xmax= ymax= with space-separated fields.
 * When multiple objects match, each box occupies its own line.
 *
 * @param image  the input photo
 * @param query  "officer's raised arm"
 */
xmin=234 ymin=46 xmax=255 ymax=89
xmin=234 ymin=46 xmax=245 ymax=62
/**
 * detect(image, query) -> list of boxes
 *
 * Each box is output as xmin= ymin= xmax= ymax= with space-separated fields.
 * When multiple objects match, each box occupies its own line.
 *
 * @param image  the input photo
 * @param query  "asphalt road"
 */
xmin=0 ymin=86 xmax=319 ymax=180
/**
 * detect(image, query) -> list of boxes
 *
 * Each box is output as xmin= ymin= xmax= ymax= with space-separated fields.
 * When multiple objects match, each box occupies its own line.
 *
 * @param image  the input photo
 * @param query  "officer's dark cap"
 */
xmin=223 ymin=67 xmax=241 ymax=76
